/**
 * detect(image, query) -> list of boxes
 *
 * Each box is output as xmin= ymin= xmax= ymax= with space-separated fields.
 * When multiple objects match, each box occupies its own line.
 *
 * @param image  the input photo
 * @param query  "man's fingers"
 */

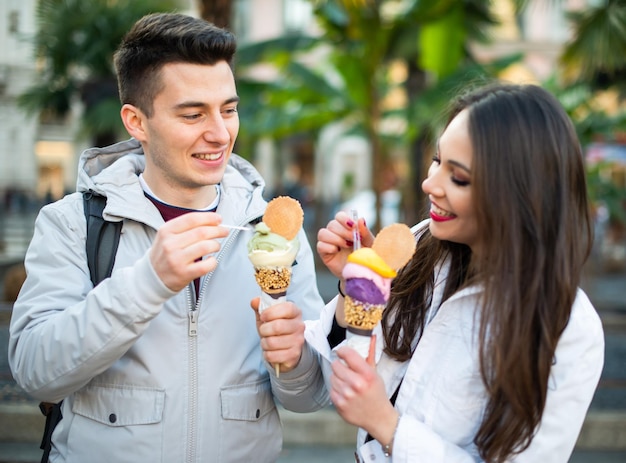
xmin=157 ymin=212 xmax=228 ymax=252
xmin=163 ymin=211 xmax=223 ymax=232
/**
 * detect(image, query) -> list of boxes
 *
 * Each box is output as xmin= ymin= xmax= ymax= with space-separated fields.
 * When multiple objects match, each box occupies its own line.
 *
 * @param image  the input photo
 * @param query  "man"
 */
xmin=9 ymin=13 xmax=326 ymax=462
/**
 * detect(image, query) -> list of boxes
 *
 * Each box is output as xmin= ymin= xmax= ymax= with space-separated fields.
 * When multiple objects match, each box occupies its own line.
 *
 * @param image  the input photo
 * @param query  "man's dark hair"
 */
xmin=113 ymin=13 xmax=237 ymax=116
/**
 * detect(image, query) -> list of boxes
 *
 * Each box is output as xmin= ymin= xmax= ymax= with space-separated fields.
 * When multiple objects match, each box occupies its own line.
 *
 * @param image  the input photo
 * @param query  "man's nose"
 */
xmin=203 ymin=115 xmax=230 ymax=145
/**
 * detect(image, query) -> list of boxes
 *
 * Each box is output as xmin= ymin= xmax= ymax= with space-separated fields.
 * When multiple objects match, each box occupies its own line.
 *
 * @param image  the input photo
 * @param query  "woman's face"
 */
xmin=422 ymin=109 xmax=479 ymax=252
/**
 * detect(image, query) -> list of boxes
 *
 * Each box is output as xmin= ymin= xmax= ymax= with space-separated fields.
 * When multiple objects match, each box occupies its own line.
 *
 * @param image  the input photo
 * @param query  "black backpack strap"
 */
xmin=39 ymin=401 xmax=62 ymax=463
xmin=83 ymin=190 xmax=122 ymax=286
xmin=38 ymin=191 xmax=122 ymax=462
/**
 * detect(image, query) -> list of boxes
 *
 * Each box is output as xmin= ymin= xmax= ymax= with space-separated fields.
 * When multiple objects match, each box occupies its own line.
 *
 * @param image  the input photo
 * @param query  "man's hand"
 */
xmin=150 ymin=212 xmax=229 ymax=292
xmin=251 ymin=298 xmax=305 ymax=374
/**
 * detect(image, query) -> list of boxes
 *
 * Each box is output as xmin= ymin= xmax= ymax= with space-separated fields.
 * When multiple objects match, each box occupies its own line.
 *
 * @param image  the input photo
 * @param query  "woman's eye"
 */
xmin=431 ymin=155 xmax=441 ymax=164
xmin=452 ymin=177 xmax=470 ymax=187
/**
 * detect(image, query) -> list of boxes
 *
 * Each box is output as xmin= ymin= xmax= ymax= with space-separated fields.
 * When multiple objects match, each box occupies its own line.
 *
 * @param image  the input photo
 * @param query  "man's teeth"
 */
xmin=194 ymin=153 xmax=221 ymax=161
xmin=432 ymin=204 xmax=454 ymax=217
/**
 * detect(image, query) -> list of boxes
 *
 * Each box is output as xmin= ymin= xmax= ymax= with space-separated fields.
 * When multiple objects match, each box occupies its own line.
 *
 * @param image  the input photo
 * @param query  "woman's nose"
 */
xmin=422 ymin=168 xmax=444 ymax=197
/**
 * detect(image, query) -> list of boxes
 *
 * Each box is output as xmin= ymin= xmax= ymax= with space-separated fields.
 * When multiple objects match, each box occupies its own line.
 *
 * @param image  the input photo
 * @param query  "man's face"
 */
xmin=134 ymin=61 xmax=239 ymax=208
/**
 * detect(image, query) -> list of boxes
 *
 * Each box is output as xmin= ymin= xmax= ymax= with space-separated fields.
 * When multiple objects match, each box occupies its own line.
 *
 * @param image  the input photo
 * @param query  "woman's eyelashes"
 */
xmin=432 ymin=154 xmax=471 ymax=187
xmin=452 ymin=176 xmax=470 ymax=187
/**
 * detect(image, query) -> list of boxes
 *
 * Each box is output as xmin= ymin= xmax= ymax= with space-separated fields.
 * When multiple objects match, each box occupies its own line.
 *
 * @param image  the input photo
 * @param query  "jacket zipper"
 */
xmin=185 ymin=215 xmax=259 ymax=462
xmin=186 ymin=285 xmax=198 ymax=463
xmin=195 ymin=215 xmax=260 ymax=302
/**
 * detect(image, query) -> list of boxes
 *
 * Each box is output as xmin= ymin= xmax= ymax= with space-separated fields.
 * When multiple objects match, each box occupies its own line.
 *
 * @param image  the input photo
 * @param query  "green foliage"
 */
xmin=419 ymin=3 xmax=466 ymax=77
xmin=235 ymin=0 xmax=504 ymax=229
xmin=19 ymin=0 xmax=180 ymax=142
xmin=237 ymin=0 xmax=498 ymax=141
xmin=79 ymin=97 xmax=127 ymax=141
xmin=561 ymin=0 xmax=626 ymax=90
xmin=549 ymin=1 xmax=626 ymax=224
xmin=586 ymin=161 xmax=626 ymax=225
xmin=406 ymin=54 xmax=523 ymax=143
xmin=542 ymin=77 xmax=626 ymax=224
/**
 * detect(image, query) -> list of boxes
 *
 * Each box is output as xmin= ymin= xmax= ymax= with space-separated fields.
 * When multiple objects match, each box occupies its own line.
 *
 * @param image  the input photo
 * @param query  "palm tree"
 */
xmin=18 ymin=0 xmax=179 ymax=147
xmin=197 ymin=0 xmax=233 ymax=29
xmin=556 ymin=0 xmax=626 ymax=226
xmin=560 ymin=0 xmax=626 ymax=97
xmin=235 ymin=0 xmax=503 ymax=231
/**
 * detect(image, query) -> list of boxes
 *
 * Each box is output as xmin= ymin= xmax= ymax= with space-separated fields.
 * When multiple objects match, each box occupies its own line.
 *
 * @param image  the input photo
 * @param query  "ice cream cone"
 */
xmin=248 ymin=196 xmax=305 ymax=377
xmin=344 ymin=295 xmax=384 ymax=332
xmin=340 ymin=223 xmax=417 ymax=358
xmin=344 ymin=295 xmax=385 ymax=357
xmin=254 ymin=265 xmax=291 ymax=377
xmin=254 ymin=265 xmax=292 ymax=312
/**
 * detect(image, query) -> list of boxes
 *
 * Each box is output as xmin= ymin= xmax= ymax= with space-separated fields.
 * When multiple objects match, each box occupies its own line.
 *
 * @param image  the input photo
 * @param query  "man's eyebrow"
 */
xmin=173 ymin=96 xmax=240 ymax=110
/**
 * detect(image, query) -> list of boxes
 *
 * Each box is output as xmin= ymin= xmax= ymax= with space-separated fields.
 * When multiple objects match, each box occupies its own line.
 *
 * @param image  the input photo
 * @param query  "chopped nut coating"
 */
xmin=254 ymin=266 xmax=291 ymax=293
xmin=344 ymin=295 xmax=384 ymax=330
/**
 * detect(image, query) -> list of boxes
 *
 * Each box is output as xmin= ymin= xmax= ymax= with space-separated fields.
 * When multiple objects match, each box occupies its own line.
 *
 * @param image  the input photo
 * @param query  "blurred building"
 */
xmin=0 ymin=0 xmax=39 ymax=209
xmin=0 ymin=0 xmax=611 ymax=213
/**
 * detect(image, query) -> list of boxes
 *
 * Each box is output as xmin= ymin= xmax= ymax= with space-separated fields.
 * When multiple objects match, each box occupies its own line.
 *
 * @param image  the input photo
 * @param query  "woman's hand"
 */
xmin=330 ymin=339 xmax=399 ymax=446
xmin=317 ymin=211 xmax=374 ymax=278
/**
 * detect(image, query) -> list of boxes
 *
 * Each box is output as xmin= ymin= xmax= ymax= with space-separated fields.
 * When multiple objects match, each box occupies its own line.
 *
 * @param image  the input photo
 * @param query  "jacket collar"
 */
xmin=76 ymin=138 xmax=267 ymax=229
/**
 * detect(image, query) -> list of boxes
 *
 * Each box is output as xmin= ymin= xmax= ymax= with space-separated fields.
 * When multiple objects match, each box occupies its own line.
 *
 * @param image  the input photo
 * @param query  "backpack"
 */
xmin=38 ymin=191 xmax=122 ymax=463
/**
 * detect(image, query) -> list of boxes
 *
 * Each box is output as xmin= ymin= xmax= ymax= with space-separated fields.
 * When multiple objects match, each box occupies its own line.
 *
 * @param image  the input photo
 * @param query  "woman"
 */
xmin=312 ymin=82 xmax=605 ymax=462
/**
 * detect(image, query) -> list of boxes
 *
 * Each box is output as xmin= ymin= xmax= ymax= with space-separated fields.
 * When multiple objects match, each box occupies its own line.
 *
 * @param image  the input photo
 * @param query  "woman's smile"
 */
xmin=430 ymin=202 xmax=456 ymax=222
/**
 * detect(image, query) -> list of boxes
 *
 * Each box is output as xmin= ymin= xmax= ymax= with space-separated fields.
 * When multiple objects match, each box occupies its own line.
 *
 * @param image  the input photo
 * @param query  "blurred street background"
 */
xmin=1 ymin=0 xmax=625 ymax=461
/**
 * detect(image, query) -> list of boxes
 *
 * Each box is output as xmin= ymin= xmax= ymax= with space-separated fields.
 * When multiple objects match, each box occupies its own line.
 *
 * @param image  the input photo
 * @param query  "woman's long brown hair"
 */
xmin=382 ymin=83 xmax=593 ymax=462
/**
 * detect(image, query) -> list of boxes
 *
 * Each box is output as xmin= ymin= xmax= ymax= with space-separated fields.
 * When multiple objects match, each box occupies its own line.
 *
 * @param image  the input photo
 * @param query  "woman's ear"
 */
xmin=120 ymin=104 xmax=147 ymax=142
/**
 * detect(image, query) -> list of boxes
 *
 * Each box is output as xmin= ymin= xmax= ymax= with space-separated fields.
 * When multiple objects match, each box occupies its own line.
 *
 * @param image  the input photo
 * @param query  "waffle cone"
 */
xmin=344 ymin=295 xmax=384 ymax=330
xmin=254 ymin=266 xmax=292 ymax=294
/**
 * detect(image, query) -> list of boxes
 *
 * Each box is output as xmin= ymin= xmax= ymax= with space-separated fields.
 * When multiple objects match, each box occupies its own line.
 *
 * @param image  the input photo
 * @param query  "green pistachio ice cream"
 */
xmin=247 ymin=222 xmax=300 ymax=267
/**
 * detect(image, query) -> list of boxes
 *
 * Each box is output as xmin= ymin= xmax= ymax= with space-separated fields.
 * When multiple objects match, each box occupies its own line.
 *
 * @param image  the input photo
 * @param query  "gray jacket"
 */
xmin=9 ymin=138 xmax=328 ymax=463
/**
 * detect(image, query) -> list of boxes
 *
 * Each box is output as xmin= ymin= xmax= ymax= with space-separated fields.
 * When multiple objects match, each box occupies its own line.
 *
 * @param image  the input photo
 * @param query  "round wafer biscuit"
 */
xmin=263 ymin=196 xmax=303 ymax=240
xmin=372 ymin=223 xmax=416 ymax=270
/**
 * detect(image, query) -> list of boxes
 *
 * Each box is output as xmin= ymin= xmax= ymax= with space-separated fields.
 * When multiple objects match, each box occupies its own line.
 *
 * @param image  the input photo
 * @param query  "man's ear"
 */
xmin=120 ymin=104 xmax=147 ymax=142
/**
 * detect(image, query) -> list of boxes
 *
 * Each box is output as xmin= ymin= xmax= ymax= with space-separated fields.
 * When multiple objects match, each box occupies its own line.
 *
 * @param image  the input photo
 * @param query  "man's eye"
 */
xmin=183 ymin=114 xmax=201 ymax=120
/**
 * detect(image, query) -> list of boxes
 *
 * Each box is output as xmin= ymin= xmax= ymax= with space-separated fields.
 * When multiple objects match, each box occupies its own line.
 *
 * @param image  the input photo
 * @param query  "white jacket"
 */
xmin=9 ymin=138 xmax=328 ymax=463
xmin=305 ymin=221 xmax=604 ymax=462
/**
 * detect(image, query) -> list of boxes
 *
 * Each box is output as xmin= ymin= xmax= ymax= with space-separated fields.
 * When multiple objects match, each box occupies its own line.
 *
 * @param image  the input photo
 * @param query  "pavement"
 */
xmin=0 ymin=239 xmax=625 ymax=462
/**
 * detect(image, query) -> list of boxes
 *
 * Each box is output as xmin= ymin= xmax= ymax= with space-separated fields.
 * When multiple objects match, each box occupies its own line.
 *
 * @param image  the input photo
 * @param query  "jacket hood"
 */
xmin=77 ymin=138 xmax=264 ymax=192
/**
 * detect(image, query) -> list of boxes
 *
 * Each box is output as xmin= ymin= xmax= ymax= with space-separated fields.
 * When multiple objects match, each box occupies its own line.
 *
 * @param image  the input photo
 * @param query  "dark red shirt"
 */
xmin=145 ymin=193 xmax=217 ymax=301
